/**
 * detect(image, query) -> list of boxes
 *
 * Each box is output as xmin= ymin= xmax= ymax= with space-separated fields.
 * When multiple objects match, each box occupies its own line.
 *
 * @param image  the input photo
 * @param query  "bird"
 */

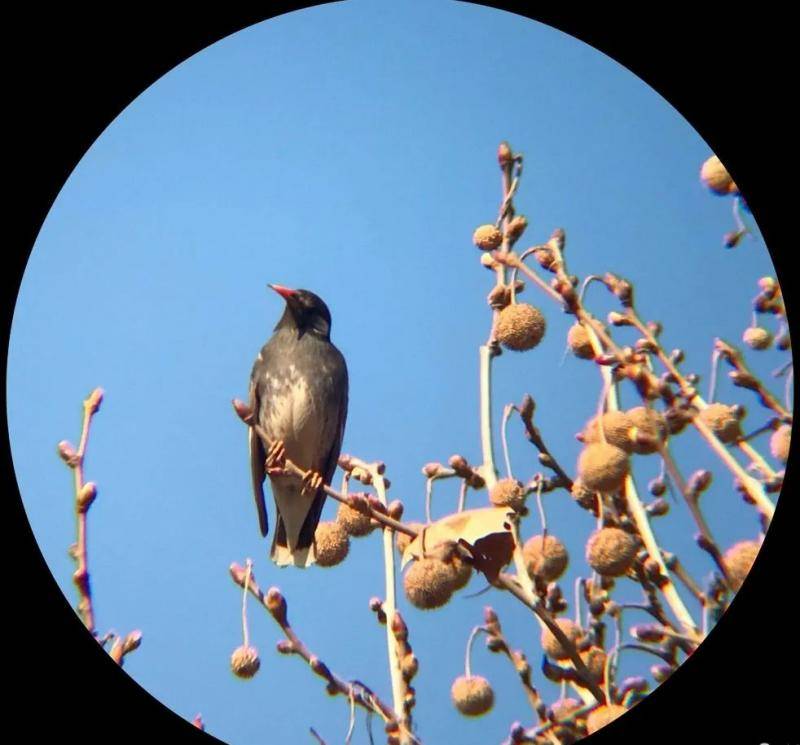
xmin=248 ymin=284 xmax=349 ymax=567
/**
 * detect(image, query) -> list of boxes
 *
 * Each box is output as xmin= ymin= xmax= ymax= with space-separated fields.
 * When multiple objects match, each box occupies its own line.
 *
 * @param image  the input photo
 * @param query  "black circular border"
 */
xmin=5 ymin=4 xmax=793 ymax=743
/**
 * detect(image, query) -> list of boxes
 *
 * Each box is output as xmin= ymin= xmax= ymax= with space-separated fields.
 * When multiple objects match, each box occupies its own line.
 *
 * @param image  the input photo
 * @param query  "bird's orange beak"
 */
xmin=268 ymin=284 xmax=298 ymax=300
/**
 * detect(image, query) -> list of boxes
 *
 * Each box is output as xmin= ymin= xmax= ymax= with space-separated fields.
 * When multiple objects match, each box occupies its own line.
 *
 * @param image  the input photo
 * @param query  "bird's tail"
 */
xmin=270 ymin=515 xmax=317 ymax=568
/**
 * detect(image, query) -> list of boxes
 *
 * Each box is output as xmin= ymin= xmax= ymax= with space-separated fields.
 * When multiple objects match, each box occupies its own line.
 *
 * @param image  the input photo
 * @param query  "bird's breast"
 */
xmin=259 ymin=363 xmax=330 ymax=470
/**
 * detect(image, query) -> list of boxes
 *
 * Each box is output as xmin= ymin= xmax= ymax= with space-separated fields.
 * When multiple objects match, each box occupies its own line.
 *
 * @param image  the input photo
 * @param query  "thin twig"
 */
xmin=229 ymin=564 xmax=399 ymax=726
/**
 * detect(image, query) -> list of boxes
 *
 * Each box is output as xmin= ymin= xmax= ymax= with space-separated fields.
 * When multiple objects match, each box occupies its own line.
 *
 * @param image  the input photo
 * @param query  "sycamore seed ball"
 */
xmin=496 ymin=303 xmax=546 ymax=351
xmin=742 ymin=326 xmax=773 ymax=351
xmin=451 ymin=675 xmax=495 ymax=716
xmin=447 ymin=554 xmax=473 ymax=591
xmin=700 ymin=154 xmax=738 ymax=196
xmin=541 ymin=618 xmax=583 ymax=660
xmin=626 ymin=406 xmax=667 ymax=455
xmin=580 ymin=645 xmax=607 ymax=682
xmin=770 ymin=424 xmax=791 ymax=463
xmin=586 ymin=527 xmax=639 ymax=577
xmin=577 ymin=443 xmax=629 ymax=493
xmin=404 ymin=558 xmax=454 ymax=609
xmin=586 ymin=704 xmax=627 ymax=735
xmin=567 ymin=322 xmax=595 ymax=359
xmin=582 ymin=411 xmax=635 ymax=452
xmin=523 ymin=534 xmax=569 ymax=582
xmin=314 ymin=521 xmax=350 ymax=567
xmin=698 ymin=403 xmax=741 ymax=444
xmin=336 ymin=502 xmax=375 ymax=537
xmin=723 ymin=539 xmax=760 ymax=591
xmin=489 ymin=478 xmax=527 ymax=511
xmin=473 ymin=224 xmax=503 ymax=251
xmin=230 ymin=645 xmax=261 ymax=679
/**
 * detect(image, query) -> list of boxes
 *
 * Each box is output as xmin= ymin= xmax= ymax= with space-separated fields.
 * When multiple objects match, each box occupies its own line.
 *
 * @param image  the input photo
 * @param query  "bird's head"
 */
xmin=269 ymin=284 xmax=333 ymax=340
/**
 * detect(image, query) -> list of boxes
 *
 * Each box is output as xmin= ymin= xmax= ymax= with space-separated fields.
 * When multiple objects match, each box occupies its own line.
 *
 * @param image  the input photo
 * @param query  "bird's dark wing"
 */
xmin=248 ymin=371 xmax=269 ymax=537
xmin=297 ymin=357 xmax=349 ymax=548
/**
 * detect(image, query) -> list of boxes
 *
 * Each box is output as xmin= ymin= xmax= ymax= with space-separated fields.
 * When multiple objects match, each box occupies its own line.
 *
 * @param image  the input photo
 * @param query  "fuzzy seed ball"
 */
xmin=586 ymin=527 xmax=639 ymax=577
xmin=336 ymin=502 xmax=375 ymax=537
xmin=451 ymin=675 xmax=495 ymax=717
xmin=495 ymin=303 xmax=546 ymax=351
xmin=541 ymin=618 xmax=584 ymax=660
xmin=742 ymin=326 xmax=773 ymax=351
xmin=473 ymin=224 xmax=503 ymax=251
xmin=723 ymin=539 xmax=760 ymax=591
xmin=700 ymin=155 xmax=738 ymax=196
xmin=626 ymin=406 xmax=667 ymax=455
xmin=582 ymin=411 xmax=635 ymax=452
xmin=586 ymin=704 xmax=627 ymax=735
xmin=447 ymin=554 xmax=473 ymax=591
xmin=396 ymin=522 xmax=426 ymax=555
xmin=577 ymin=443 xmax=630 ymax=493
xmin=770 ymin=424 xmax=791 ymax=463
xmin=404 ymin=558 xmax=454 ymax=609
xmin=523 ymin=534 xmax=569 ymax=582
xmin=567 ymin=323 xmax=595 ymax=359
xmin=698 ymin=403 xmax=742 ymax=444
xmin=489 ymin=478 xmax=527 ymax=511
xmin=580 ymin=645 xmax=607 ymax=682
xmin=230 ymin=645 xmax=261 ymax=679
xmin=314 ymin=521 xmax=350 ymax=567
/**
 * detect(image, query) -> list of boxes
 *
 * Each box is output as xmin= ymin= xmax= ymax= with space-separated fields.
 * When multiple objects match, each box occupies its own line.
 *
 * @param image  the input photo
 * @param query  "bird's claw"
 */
xmin=301 ymin=470 xmax=324 ymax=497
xmin=265 ymin=440 xmax=287 ymax=475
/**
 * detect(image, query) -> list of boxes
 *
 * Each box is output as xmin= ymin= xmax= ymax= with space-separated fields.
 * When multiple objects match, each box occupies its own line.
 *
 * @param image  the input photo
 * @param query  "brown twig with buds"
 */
xmin=482 ymin=607 xmax=550 ymax=727
xmin=58 ymin=388 xmax=143 ymax=667
xmin=229 ymin=563 xmax=409 ymax=738
xmin=58 ymin=387 xmax=104 ymax=634
xmin=715 ymin=338 xmax=792 ymax=422
xmin=624 ymin=310 xmax=776 ymax=521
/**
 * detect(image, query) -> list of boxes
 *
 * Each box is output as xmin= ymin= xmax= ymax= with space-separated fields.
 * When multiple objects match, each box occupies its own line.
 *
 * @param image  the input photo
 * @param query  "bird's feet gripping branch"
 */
xmin=300 ymin=470 xmax=324 ymax=497
xmin=265 ymin=440 xmax=287 ymax=477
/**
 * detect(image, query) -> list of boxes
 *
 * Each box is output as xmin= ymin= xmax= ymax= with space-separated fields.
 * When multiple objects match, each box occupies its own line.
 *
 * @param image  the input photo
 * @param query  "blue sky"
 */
xmin=6 ymin=1 xmax=785 ymax=743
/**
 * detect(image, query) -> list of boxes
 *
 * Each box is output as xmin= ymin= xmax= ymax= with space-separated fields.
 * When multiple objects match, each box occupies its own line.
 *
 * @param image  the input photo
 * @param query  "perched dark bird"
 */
xmin=248 ymin=285 xmax=348 ymax=567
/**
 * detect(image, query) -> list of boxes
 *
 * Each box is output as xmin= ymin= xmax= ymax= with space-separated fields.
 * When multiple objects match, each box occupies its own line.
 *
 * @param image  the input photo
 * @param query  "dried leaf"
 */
xmin=401 ymin=507 xmax=515 ymax=577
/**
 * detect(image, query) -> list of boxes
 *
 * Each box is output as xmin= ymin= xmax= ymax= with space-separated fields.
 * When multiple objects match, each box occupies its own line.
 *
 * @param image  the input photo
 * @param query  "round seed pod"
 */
xmin=586 ymin=704 xmax=627 ymax=735
xmin=473 ymin=224 xmax=503 ymax=251
xmin=230 ymin=645 xmax=261 ymax=679
xmin=742 ymin=326 xmax=773 ymax=351
xmin=580 ymin=645 xmax=607 ymax=683
xmin=403 ymin=558 xmax=454 ymax=609
xmin=586 ymin=527 xmax=639 ymax=577
xmin=769 ymin=424 xmax=791 ymax=463
xmin=723 ymin=539 xmax=760 ymax=591
xmin=570 ymin=478 xmax=598 ymax=512
xmin=336 ymin=502 xmax=375 ymax=537
xmin=445 ymin=553 xmax=473 ymax=591
xmin=496 ymin=303 xmax=546 ymax=351
xmin=567 ymin=322 xmax=595 ymax=359
xmin=577 ymin=443 xmax=630 ymax=493
xmin=626 ymin=406 xmax=667 ymax=455
xmin=451 ymin=675 xmax=495 ymax=717
xmin=523 ymin=534 xmax=569 ymax=582
xmin=698 ymin=403 xmax=741 ymax=444
xmin=581 ymin=411 xmax=634 ymax=452
xmin=541 ymin=618 xmax=584 ymax=660
xmin=396 ymin=522 xmax=426 ymax=556
xmin=314 ymin=521 xmax=350 ymax=567
xmin=489 ymin=478 xmax=527 ymax=511
xmin=700 ymin=154 xmax=738 ymax=196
